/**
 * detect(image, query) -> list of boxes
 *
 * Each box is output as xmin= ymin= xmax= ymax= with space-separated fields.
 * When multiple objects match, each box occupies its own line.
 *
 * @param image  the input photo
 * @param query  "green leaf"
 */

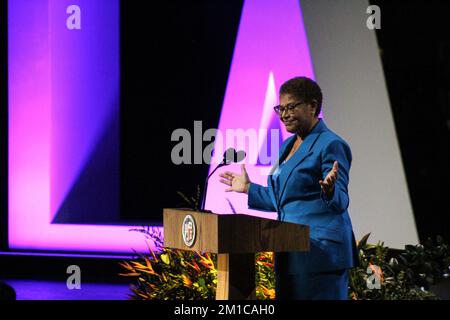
xmin=358 ymin=233 xmax=371 ymax=249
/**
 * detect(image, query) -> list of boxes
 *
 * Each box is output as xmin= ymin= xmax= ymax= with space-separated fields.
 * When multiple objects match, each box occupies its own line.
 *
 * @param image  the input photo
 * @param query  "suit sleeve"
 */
xmin=320 ymin=139 xmax=352 ymax=214
xmin=247 ymin=182 xmax=276 ymax=212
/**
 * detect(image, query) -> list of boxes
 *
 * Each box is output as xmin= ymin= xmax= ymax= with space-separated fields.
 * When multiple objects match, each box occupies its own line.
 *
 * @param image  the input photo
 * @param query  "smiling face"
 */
xmin=279 ymin=93 xmax=319 ymax=137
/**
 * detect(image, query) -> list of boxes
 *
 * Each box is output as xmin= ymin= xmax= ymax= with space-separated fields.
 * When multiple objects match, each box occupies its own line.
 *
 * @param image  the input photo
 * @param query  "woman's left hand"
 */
xmin=319 ymin=161 xmax=338 ymax=199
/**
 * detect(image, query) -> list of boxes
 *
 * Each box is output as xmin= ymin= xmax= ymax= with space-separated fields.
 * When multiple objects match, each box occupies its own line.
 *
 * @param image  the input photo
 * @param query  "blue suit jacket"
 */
xmin=248 ymin=119 xmax=358 ymax=274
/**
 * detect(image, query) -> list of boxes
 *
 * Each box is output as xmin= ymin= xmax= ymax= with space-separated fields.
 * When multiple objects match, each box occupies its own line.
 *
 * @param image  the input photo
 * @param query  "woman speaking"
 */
xmin=219 ymin=76 xmax=358 ymax=300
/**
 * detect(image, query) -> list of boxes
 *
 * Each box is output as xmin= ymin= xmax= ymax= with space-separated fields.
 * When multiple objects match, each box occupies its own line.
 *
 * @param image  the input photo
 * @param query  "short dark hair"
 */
xmin=280 ymin=76 xmax=322 ymax=117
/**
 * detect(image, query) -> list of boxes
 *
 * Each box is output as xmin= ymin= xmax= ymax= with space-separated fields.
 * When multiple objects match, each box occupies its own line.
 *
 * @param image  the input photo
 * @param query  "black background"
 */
xmin=120 ymin=0 xmax=243 ymax=224
xmin=371 ymin=0 xmax=450 ymax=242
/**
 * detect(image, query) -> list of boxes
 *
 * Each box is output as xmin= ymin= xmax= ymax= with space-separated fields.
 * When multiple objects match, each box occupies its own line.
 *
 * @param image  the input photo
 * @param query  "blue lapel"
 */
xmin=267 ymin=136 xmax=295 ymax=211
xmin=269 ymin=119 xmax=328 ymax=211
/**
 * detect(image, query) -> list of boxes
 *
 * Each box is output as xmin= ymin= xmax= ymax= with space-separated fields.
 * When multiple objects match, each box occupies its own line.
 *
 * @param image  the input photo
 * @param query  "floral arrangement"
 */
xmin=120 ymin=228 xmax=449 ymax=300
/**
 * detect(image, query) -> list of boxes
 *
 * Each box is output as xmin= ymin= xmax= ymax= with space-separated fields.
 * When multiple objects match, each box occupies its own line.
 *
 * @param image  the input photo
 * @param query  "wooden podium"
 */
xmin=163 ymin=208 xmax=309 ymax=300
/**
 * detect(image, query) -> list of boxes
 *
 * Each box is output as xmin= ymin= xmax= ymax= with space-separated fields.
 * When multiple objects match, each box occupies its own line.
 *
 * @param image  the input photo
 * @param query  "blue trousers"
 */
xmin=275 ymin=269 xmax=349 ymax=300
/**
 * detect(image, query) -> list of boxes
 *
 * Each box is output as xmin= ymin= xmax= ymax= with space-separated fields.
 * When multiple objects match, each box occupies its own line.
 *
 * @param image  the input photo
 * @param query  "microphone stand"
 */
xmin=200 ymin=162 xmax=225 ymax=212
xmin=199 ymin=148 xmax=245 ymax=212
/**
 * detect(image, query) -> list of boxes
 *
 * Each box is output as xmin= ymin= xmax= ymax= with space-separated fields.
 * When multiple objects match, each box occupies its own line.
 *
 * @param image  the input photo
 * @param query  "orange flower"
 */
xmin=260 ymin=285 xmax=275 ymax=299
xmin=192 ymin=261 xmax=201 ymax=272
xmin=257 ymin=261 xmax=274 ymax=268
xmin=149 ymin=245 xmax=159 ymax=263
xmin=199 ymin=259 xmax=214 ymax=269
xmin=196 ymin=252 xmax=215 ymax=269
xmin=182 ymin=274 xmax=192 ymax=287
xmin=145 ymin=257 xmax=154 ymax=271
xmin=257 ymin=252 xmax=274 ymax=261
xmin=118 ymin=272 xmax=141 ymax=277
xmin=185 ymin=260 xmax=201 ymax=272
xmin=119 ymin=261 xmax=133 ymax=271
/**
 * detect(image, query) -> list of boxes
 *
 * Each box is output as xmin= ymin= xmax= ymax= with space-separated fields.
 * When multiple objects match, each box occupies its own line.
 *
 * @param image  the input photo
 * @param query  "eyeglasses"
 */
xmin=273 ymin=101 xmax=305 ymax=116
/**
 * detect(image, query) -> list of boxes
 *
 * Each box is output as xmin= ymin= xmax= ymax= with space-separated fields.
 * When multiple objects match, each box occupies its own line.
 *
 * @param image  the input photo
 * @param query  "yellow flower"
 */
xmin=259 ymin=285 xmax=275 ymax=299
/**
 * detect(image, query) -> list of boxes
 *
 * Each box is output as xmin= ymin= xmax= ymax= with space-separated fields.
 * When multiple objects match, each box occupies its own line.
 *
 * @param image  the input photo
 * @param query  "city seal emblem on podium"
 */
xmin=182 ymin=214 xmax=196 ymax=247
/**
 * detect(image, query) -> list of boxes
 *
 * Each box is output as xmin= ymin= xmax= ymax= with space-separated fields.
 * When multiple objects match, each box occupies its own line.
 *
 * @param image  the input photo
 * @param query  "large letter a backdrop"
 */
xmin=8 ymin=0 xmax=146 ymax=253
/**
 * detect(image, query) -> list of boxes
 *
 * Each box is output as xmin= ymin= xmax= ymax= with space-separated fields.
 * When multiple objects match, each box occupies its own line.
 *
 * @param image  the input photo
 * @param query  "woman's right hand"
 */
xmin=219 ymin=164 xmax=251 ymax=194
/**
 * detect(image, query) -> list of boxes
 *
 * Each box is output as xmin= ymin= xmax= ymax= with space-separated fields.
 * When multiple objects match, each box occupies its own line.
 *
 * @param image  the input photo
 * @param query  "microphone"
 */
xmin=200 ymin=148 xmax=246 ymax=211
